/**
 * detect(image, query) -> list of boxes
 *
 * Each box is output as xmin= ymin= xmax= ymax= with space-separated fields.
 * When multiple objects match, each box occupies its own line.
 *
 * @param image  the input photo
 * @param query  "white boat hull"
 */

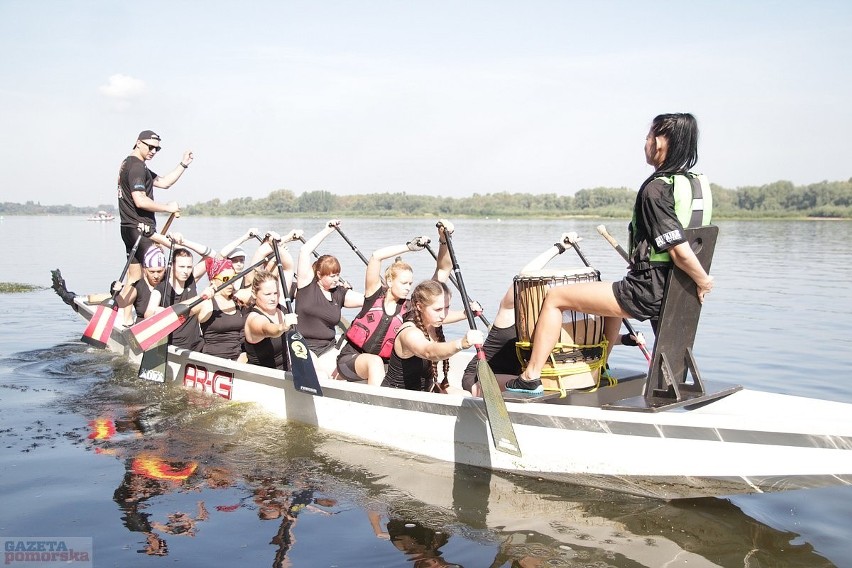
xmin=71 ymin=295 xmax=852 ymax=499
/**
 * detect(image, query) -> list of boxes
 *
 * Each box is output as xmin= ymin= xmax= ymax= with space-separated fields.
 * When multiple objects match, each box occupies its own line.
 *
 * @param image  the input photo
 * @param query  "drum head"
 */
xmin=517 ymin=267 xmax=599 ymax=279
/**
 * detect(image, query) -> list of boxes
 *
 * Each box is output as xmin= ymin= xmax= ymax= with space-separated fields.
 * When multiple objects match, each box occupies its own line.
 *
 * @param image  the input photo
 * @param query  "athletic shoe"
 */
xmin=505 ymin=376 xmax=543 ymax=394
xmin=600 ymin=366 xmax=616 ymax=386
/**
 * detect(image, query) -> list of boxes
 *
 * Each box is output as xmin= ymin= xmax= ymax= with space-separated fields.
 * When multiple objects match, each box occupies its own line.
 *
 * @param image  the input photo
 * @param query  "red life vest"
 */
xmin=345 ymin=292 xmax=408 ymax=359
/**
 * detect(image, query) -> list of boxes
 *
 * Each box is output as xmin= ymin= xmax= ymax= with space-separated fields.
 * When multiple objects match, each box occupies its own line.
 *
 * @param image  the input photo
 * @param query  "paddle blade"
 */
xmin=286 ymin=330 xmax=323 ymax=396
xmin=138 ymin=338 xmax=169 ymax=382
xmin=477 ymin=351 xmax=522 ymax=457
xmin=129 ymin=304 xmax=189 ymax=351
xmin=81 ymin=301 xmax=117 ymax=348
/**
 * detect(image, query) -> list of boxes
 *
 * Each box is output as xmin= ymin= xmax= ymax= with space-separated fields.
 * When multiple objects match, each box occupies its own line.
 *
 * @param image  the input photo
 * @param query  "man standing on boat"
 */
xmin=117 ymin=129 xmax=193 ymax=284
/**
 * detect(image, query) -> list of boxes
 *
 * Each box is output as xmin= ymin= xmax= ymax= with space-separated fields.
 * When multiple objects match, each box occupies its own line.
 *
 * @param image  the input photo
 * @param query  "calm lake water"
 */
xmin=1 ymin=215 xmax=851 ymax=567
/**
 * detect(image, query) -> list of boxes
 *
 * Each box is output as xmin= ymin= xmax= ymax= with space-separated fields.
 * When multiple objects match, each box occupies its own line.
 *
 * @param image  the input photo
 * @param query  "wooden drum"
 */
xmin=513 ymin=268 xmax=607 ymax=392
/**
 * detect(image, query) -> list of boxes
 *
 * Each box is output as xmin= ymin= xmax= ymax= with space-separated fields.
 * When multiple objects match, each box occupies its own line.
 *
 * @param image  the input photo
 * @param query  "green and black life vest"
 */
xmin=633 ymin=172 xmax=713 ymax=265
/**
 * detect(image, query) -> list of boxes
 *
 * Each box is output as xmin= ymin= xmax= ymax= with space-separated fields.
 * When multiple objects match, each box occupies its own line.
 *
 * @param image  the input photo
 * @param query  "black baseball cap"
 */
xmin=136 ymin=130 xmax=160 ymax=142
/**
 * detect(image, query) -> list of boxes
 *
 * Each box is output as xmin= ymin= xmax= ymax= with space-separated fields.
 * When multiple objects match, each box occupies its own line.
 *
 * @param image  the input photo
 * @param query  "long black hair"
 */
xmin=650 ymin=113 xmax=699 ymax=173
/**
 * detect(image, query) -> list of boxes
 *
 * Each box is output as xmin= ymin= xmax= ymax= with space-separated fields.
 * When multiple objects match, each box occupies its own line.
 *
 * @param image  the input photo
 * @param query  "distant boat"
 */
xmin=88 ymin=210 xmax=115 ymax=222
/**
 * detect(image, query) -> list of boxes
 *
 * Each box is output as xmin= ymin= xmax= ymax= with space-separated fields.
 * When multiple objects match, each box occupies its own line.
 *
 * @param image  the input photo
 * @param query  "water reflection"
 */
xmin=8 ymin=341 xmax=837 ymax=567
xmin=368 ymin=513 xmax=462 ymax=567
xmin=245 ymin=474 xmax=336 ymax=568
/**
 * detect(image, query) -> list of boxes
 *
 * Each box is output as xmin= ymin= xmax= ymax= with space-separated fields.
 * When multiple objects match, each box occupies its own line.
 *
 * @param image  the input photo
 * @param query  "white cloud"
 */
xmin=98 ymin=74 xmax=146 ymax=99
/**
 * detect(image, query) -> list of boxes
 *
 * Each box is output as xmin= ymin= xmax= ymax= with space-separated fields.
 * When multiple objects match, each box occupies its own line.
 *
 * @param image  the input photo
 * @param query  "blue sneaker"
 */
xmin=505 ymin=376 xmax=543 ymax=394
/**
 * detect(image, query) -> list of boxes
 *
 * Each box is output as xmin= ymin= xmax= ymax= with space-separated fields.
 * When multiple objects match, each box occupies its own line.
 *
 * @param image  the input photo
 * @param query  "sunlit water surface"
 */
xmin=1 ymin=216 xmax=850 ymax=567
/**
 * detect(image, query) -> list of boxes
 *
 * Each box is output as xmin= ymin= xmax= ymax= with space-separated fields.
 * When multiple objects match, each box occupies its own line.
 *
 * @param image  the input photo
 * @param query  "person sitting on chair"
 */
xmin=508 ymin=113 xmax=713 ymax=394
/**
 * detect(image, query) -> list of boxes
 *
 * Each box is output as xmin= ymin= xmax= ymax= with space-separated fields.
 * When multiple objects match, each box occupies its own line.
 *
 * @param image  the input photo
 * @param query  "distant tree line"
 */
xmin=182 ymin=178 xmax=852 ymax=218
xmin=3 ymin=178 xmax=852 ymax=218
xmin=0 ymin=201 xmax=117 ymax=216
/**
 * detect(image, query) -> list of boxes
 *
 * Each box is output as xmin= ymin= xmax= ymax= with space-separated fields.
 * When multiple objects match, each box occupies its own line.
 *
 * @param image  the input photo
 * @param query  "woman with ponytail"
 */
xmin=334 ymin=236 xmax=430 ymax=385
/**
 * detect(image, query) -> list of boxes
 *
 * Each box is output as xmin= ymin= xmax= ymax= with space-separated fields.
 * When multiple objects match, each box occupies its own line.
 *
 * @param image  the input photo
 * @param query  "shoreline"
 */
xmin=1 ymin=212 xmax=851 ymax=221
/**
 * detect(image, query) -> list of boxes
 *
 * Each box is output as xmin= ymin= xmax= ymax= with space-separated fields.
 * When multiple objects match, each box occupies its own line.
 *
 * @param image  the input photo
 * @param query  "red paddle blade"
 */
xmin=81 ymin=302 xmax=118 ymax=348
xmin=129 ymin=305 xmax=188 ymax=351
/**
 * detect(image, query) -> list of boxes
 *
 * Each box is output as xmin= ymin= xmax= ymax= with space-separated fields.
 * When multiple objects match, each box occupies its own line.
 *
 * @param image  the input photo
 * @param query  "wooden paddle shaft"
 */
xmin=596 ymin=225 xmax=629 ymax=263
xmin=568 ymin=236 xmax=651 ymax=363
xmin=160 ymin=211 xmax=180 ymax=235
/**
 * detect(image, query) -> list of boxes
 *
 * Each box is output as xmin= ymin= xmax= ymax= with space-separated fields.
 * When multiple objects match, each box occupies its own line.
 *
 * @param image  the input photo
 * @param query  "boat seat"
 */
xmin=605 ymin=225 xmax=741 ymax=412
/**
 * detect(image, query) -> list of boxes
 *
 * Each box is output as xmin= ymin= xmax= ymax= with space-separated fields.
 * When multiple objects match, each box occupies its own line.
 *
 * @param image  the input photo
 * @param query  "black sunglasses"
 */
xmin=140 ymin=140 xmax=161 ymax=152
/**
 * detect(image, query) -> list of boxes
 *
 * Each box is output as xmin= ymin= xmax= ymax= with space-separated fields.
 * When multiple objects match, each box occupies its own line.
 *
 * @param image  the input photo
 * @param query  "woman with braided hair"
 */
xmin=381 ymin=280 xmax=483 ymax=393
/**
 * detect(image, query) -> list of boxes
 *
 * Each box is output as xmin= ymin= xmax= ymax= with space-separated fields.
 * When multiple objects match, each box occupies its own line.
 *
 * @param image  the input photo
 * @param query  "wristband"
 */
xmin=180 ymin=162 xmax=189 ymax=169
xmin=554 ymin=242 xmax=566 ymax=254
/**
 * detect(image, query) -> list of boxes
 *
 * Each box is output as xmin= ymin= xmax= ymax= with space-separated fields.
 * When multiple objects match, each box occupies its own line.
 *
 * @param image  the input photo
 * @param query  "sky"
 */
xmin=1 ymin=0 xmax=850 ymax=207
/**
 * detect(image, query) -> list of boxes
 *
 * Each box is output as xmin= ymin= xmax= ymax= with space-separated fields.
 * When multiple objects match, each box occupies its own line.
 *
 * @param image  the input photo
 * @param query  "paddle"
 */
xmin=137 ymin=241 xmax=175 ymax=382
xmin=159 ymin=210 xmax=179 ymax=235
xmin=82 ymin=213 xmax=179 ymax=348
xmin=565 ymin=233 xmax=651 ymax=364
xmin=332 ymin=223 xmax=370 ymax=266
xmin=424 ymin=241 xmax=491 ymax=328
xmin=439 ymin=223 xmax=521 ymax=457
xmin=81 ymin=230 xmax=144 ymax=348
xmin=297 ymin=235 xmax=353 ymax=290
xmin=270 ymin=235 xmax=323 ymax=396
xmin=596 ymin=225 xmax=629 ymax=264
xmin=129 ymin=254 xmax=272 ymax=351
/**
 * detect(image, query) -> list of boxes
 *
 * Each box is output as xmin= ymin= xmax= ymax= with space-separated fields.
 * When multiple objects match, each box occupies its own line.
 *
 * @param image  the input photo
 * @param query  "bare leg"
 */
xmin=354 ymin=354 xmax=387 ymax=385
xmin=491 ymin=285 xmax=516 ymax=329
xmin=311 ymin=350 xmax=339 ymax=380
xmin=521 ymin=282 xmax=629 ymax=380
xmin=128 ymin=263 xmax=142 ymax=285
xmin=603 ymin=316 xmax=622 ymax=363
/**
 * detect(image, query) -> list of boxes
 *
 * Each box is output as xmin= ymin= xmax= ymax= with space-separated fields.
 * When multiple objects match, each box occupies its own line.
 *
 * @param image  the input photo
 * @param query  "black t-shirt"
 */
xmin=294 ymin=279 xmax=347 ymax=354
xmin=244 ymin=307 xmax=289 ymax=370
xmin=630 ymin=176 xmax=688 ymax=266
xmin=154 ymin=273 xmax=203 ymax=351
xmin=201 ymin=298 xmax=247 ymax=360
xmin=117 ymin=155 xmax=157 ymax=230
xmin=614 ymin=175 xmax=689 ymax=321
xmin=132 ymin=278 xmax=154 ymax=320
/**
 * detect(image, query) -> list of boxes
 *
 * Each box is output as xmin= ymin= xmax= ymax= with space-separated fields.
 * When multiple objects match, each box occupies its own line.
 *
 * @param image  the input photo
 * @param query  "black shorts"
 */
xmin=335 ymin=343 xmax=368 ymax=381
xmin=120 ymin=225 xmax=155 ymax=266
xmin=307 ymin=337 xmax=337 ymax=357
xmin=461 ymin=325 xmax=520 ymax=391
xmin=612 ymin=267 xmax=669 ymax=321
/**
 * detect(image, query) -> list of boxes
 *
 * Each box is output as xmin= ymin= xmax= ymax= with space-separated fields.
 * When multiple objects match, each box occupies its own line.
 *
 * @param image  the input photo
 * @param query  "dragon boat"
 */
xmin=51 ymin=226 xmax=852 ymax=500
